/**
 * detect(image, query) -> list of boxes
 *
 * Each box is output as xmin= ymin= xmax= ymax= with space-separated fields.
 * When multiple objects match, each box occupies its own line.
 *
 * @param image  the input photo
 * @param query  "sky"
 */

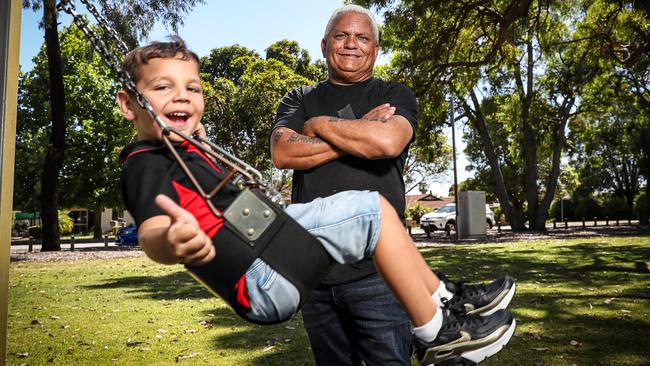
xmin=18 ymin=0 xmax=469 ymax=197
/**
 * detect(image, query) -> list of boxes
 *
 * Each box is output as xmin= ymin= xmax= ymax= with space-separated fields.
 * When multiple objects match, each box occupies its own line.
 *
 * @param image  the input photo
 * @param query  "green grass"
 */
xmin=7 ymin=236 xmax=650 ymax=365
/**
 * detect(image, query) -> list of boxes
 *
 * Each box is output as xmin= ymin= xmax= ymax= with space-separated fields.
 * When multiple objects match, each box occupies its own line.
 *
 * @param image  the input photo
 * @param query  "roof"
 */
xmin=405 ymin=194 xmax=455 ymax=210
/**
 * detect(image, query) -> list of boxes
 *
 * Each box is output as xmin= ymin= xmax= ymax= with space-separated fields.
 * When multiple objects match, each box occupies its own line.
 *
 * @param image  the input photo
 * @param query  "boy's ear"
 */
xmin=116 ymin=90 xmax=137 ymax=121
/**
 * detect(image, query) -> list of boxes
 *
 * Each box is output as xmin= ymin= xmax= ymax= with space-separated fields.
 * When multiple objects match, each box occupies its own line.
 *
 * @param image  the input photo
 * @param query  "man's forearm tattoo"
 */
xmin=272 ymin=129 xmax=284 ymax=143
xmin=288 ymin=133 xmax=323 ymax=145
xmin=366 ymin=117 xmax=388 ymax=122
xmin=329 ymin=116 xmax=387 ymax=123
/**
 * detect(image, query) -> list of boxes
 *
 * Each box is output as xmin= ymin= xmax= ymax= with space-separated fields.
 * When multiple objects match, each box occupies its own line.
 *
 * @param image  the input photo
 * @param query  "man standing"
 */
xmin=271 ymin=5 xmax=515 ymax=365
xmin=272 ymin=5 xmax=415 ymax=365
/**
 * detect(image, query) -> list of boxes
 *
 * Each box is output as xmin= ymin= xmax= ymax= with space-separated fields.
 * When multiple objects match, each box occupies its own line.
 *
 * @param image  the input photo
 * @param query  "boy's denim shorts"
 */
xmin=244 ymin=190 xmax=381 ymax=322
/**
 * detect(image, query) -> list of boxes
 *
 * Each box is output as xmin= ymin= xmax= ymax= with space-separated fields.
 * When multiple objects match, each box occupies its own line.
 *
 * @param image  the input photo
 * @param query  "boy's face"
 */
xmin=117 ymin=55 xmax=204 ymax=142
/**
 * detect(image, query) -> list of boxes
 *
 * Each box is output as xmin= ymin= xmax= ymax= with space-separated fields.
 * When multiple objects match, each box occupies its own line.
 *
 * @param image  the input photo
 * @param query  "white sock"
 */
xmin=432 ymin=280 xmax=454 ymax=308
xmin=413 ymin=307 xmax=444 ymax=343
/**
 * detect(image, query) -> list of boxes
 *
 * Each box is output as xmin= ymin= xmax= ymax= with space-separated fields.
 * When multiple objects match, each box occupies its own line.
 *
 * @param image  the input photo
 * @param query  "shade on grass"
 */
xmin=7 ymin=235 xmax=650 ymax=365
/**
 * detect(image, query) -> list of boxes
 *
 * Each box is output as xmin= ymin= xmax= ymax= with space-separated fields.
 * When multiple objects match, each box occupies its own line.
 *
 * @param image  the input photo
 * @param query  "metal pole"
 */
xmin=0 ymin=1 xmax=22 ymax=362
xmin=450 ymin=94 xmax=459 ymax=240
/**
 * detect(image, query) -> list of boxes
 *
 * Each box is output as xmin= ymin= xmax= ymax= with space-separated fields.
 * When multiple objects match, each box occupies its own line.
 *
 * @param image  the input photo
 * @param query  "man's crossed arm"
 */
xmin=271 ymin=103 xmax=413 ymax=170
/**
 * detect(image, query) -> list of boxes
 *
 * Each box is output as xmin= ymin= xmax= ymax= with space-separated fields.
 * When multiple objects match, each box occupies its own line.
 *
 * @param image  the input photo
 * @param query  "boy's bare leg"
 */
xmin=404 ymin=235 xmax=440 ymax=295
xmin=373 ymin=196 xmax=436 ymax=327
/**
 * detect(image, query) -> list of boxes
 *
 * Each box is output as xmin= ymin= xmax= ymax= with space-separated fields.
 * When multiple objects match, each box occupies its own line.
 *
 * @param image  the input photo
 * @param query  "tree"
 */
xmin=570 ymin=91 xmax=643 ymax=211
xmin=22 ymin=0 xmax=205 ymax=249
xmin=201 ymin=44 xmax=314 ymax=178
xmin=356 ymin=0 xmax=647 ymax=231
xmin=265 ymin=39 xmax=328 ymax=81
xmin=16 ymin=25 xmax=136 ymax=238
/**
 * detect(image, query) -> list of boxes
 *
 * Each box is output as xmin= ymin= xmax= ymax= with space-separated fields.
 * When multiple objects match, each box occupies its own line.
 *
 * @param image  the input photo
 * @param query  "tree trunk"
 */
xmin=536 ymin=97 xmax=574 ymax=229
xmin=93 ymin=207 xmax=103 ymax=239
xmin=464 ymin=89 xmax=527 ymax=231
xmin=40 ymin=0 xmax=66 ymax=251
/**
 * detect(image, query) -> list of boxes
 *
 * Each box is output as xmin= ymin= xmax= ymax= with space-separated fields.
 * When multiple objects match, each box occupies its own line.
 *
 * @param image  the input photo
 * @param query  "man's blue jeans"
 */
xmin=301 ymin=273 xmax=412 ymax=366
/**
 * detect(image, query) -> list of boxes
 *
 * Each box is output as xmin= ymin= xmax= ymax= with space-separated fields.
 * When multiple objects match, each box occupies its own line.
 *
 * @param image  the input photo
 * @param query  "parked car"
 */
xmin=115 ymin=224 xmax=138 ymax=246
xmin=419 ymin=203 xmax=494 ymax=237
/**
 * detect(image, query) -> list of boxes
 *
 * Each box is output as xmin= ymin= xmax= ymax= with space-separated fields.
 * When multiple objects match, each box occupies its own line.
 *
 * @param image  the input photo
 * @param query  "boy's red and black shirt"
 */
xmin=119 ymin=140 xmax=252 ymax=308
xmin=119 ymin=140 xmax=239 ymax=231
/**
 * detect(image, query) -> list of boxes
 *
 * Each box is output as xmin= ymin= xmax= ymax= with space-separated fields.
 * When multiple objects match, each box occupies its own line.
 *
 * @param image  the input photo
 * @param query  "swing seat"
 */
xmin=185 ymin=188 xmax=334 ymax=325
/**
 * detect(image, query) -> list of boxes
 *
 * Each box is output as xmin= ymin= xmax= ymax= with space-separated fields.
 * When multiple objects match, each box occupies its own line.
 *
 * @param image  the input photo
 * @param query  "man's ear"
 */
xmin=116 ymin=90 xmax=137 ymax=121
xmin=321 ymin=38 xmax=327 ymax=58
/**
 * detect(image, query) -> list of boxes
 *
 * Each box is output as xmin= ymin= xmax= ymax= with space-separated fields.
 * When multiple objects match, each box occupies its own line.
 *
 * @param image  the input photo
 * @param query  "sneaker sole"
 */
xmin=468 ymin=282 xmax=516 ymax=316
xmin=462 ymin=318 xmax=516 ymax=364
xmin=420 ymin=317 xmax=516 ymax=366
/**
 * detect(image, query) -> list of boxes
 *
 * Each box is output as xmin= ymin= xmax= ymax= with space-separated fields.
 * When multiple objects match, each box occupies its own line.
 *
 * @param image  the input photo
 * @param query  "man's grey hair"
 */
xmin=324 ymin=5 xmax=379 ymax=43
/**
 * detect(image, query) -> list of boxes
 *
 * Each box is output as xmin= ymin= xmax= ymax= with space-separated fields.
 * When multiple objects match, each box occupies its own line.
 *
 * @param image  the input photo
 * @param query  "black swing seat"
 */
xmin=185 ymin=188 xmax=334 ymax=325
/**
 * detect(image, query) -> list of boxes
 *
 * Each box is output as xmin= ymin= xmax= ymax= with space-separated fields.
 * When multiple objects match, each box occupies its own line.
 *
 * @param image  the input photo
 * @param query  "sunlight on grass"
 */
xmin=7 ymin=235 xmax=650 ymax=365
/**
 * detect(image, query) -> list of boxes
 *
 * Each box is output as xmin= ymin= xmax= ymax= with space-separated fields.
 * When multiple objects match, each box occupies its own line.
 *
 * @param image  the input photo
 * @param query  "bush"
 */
xmin=549 ymin=199 xmax=575 ymax=221
xmin=572 ymin=194 xmax=603 ymax=220
xmin=58 ymin=210 xmax=74 ymax=235
xmin=602 ymin=194 xmax=630 ymax=219
xmin=405 ymin=203 xmax=431 ymax=223
xmin=634 ymin=192 xmax=648 ymax=223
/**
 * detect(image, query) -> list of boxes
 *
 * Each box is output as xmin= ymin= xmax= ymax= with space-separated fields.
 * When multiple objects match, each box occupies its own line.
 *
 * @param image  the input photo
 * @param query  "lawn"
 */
xmin=6 ymin=235 xmax=650 ymax=365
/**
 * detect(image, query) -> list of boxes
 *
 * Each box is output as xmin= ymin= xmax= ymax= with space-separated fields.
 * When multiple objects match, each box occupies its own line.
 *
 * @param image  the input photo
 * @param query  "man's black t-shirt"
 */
xmin=273 ymin=77 xmax=418 ymax=285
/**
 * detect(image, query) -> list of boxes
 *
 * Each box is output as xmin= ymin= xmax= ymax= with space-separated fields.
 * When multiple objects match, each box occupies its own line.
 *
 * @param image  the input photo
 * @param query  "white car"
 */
xmin=419 ymin=203 xmax=494 ymax=237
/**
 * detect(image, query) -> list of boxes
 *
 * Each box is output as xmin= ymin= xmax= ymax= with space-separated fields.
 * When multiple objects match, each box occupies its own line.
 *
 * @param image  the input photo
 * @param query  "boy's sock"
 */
xmin=412 ymin=307 xmax=444 ymax=343
xmin=432 ymin=280 xmax=454 ymax=308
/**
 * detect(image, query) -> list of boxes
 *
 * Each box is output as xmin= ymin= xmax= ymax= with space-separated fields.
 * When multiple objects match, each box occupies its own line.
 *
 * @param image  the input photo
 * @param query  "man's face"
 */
xmin=119 ymin=55 xmax=204 ymax=142
xmin=322 ymin=12 xmax=379 ymax=85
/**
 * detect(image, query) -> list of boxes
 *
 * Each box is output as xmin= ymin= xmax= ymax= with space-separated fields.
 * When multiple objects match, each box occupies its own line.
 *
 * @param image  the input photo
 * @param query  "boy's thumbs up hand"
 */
xmin=155 ymin=194 xmax=216 ymax=265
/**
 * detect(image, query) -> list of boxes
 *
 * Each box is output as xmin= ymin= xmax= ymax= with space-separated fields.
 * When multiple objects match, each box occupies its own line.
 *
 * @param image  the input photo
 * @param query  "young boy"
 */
xmin=117 ymin=37 xmax=516 ymax=366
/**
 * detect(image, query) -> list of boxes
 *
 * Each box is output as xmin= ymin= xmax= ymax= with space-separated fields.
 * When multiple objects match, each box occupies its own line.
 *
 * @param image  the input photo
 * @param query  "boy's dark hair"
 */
xmin=122 ymin=35 xmax=201 ymax=86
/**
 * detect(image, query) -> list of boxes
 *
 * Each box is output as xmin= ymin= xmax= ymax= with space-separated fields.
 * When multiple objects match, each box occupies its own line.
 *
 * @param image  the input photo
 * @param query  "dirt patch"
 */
xmin=10 ymin=226 xmax=649 ymax=262
xmin=10 ymin=247 xmax=145 ymax=263
xmin=413 ymin=225 xmax=650 ymax=246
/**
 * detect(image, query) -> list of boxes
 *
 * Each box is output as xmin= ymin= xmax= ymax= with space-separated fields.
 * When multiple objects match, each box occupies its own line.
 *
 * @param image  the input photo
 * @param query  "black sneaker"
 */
xmin=414 ymin=308 xmax=516 ymax=366
xmin=438 ymin=273 xmax=516 ymax=316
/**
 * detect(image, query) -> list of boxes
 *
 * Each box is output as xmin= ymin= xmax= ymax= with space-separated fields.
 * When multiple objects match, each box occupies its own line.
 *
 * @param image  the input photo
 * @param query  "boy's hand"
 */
xmin=155 ymin=194 xmax=216 ymax=265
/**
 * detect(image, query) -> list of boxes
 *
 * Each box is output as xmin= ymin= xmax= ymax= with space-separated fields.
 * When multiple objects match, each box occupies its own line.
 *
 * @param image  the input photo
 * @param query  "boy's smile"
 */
xmin=118 ymin=55 xmax=204 ymax=141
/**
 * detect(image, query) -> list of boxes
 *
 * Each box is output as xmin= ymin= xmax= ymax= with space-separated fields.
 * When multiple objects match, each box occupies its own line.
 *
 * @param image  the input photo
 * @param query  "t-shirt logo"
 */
xmin=337 ymin=104 xmax=356 ymax=119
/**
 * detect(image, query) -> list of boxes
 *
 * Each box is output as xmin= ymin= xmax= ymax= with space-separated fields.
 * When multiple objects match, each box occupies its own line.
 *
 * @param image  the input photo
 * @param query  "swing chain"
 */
xmin=78 ymin=0 xmax=129 ymax=54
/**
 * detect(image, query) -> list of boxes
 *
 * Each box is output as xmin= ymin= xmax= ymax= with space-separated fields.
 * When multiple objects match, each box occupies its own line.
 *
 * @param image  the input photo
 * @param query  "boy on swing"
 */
xmin=117 ymin=37 xmax=516 ymax=366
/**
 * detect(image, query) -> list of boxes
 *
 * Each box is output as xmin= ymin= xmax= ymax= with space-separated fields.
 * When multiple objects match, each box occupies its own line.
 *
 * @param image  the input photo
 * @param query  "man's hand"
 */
xmin=362 ymin=103 xmax=396 ymax=121
xmin=303 ymin=104 xmax=397 ymax=138
xmin=155 ymin=194 xmax=215 ymax=265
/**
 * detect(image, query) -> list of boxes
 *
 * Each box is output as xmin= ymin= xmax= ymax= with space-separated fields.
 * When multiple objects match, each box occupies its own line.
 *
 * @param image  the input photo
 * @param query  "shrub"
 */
xmin=572 ymin=194 xmax=603 ymax=220
xmin=602 ymin=194 xmax=630 ymax=219
xmin=406 ymin=203 xmax=430 ymax=223
xmin=634 ymin=192 xmax=648 ymax=223
xmin=58 ymin=210 xmax=75 ymax=235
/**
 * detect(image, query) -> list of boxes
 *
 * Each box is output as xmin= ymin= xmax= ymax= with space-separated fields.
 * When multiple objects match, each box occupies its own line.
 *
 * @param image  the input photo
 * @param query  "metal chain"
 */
xmin=56 ymin=0 xmax=285 ymax=207
xmin=78 ymin=0 xmax=128 ymax=54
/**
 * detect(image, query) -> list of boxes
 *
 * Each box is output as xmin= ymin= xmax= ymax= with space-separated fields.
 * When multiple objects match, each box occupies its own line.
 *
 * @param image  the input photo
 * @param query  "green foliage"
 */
xmin=201 ymin=44 xmax=261 ymax=84
xmin=354 ymin=0 xmax=649 ymax=231
xmin=14 ymin=25 xmax=133 ymax=212
xmin=201 ymin=44 xmax=315 ymax=176
xmin=405 ymin=202 xmax=430 ymax=223
xmin=58 ymin=210 xmax=74 ymax=234
xmin=634 ymin=192 xmax=647 ymax=220
xmin=602 ymin=194 xmax=632 ymax=219
xmin=572 ymin=194 xmax=604 ymax=220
